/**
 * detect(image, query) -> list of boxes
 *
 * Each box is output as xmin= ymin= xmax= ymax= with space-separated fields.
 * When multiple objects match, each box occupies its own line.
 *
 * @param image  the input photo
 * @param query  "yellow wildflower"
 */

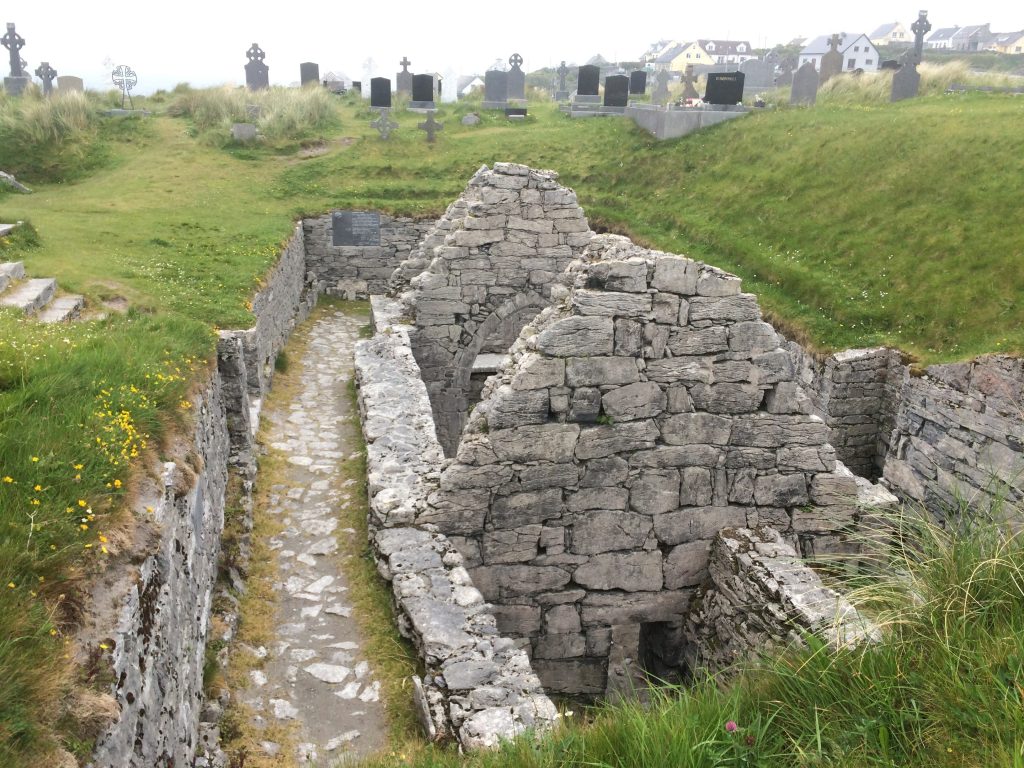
xmin=30 ymin=456 xmax=39 ymax=462
xmin=33 ymin=484 xmax=42 ymax=492
xmin=2 ymin=476 xmax=13 ymax=483
xmin=6 ymin=582 xmax=15 ymax=589
xmin=78 ymin=499 xmax=87 ymax=508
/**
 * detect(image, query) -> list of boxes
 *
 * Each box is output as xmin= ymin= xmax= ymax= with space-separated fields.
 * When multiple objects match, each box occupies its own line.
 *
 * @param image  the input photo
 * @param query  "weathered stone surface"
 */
xmin=576 ymin=420 xmax=659 ymax=460
xmin=511 ymin=355 xmax=565 ymax=390
xmin=689 ymin=383 xmax=764 ymax=414
xmin=488 ymin=387 xmax=549 ymax=429
xmin=602 ymin=382 xmax=667 ymax=421
xmin=566 ymin=487 xmax=628 ymax=512
xmin=664 ymin=541 xmax=711 ymax=589
xmin=653 ymin=507 xmax=747 ymax=545
xmin=580 ymin=456 xmax=630 ymax=487
xmin=491 ymin=424 xmax=580 ymax=463
xmin=532 ymin=659 xmax=606 ymax=694
xmin=571 ymin=510 xmax=653 ymax=554
xmin=679 ymin=467 xmax=714 ymax=506
xmin=688 ymin=294 xmax=760 ymax=323
xmin=482 ymin=525 xmax=543 ymax=563
xmin=543 ymin=604 xmax=582 ymax=634
xmin=471 ymin=565 xmax=572 ymax=599
xmin=659 ymin=413 xmax=732 ymax=445
xmin=566 ymin=357 xmax=640 ymax=387
xmin=753 ymin=474 xmax=809 ymax=507
xmin=490 ymin=489 xmax=563 ymax=529
xmin=573 ymin=551 xmax=663 ymax=591
xmin=651 ymin=256 xmax=698 ymax=294
xmin=572 ymin=289 xmax=652 ymax=317
xmin=629 ymin=470 xmax=680 ymax=514
xmin=536 ymin=316 xmax=614 ymax=356
xmin=533 ymin=632 xmax=587 ymax=658
xmin=580 ymin=590 xmax=691 ymax=626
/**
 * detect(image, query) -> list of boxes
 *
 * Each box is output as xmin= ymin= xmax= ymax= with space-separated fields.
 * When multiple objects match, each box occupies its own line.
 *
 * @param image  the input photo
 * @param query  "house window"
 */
xmin=847 ymin=58 xmax=856 ymax=69
xmin=854 ymin=45 xmax=860 ymax=51
xmin=866 ymin=59 xmax=873 ymax=65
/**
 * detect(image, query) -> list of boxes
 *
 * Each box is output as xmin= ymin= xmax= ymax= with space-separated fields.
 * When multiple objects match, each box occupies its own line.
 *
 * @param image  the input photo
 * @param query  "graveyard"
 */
xmin=1 ymin=34 xmax=1024 ymax=768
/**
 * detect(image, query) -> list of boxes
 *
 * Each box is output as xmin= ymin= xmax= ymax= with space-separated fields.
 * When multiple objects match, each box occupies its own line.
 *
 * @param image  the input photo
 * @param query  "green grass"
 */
xmin=0 ymin=82 xmax=1021 ymax=763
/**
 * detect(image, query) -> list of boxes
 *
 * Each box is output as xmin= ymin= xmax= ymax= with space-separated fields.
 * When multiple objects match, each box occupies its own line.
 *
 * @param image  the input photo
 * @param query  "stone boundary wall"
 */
xmin=354 ymin=296 xmax=557 ymax=749
xmin=883 ymin=356 xmax=1024 ymax=515
xmin=787 ymin=345 xmax=903 ymax=479
xmin=303 ymin=214 xmax=433 ymax=299
xmin=625 ymin=104 xmax=750 ymax=141
xmin=684 ymin=526 xmax=878 ymax=676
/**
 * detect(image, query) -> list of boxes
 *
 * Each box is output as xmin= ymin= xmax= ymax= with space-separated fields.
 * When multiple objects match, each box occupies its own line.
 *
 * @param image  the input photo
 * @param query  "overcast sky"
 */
xmin=5 ymin=1 xmax=1020 ymax=93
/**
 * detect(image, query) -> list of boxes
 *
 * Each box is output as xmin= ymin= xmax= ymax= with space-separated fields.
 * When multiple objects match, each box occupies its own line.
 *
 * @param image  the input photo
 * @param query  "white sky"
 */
xmin=6 ymin=1 xmax=1020 ymax=93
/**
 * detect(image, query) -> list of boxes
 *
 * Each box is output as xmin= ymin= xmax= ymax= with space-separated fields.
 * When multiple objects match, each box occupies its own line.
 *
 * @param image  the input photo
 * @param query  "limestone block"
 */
xmin=572 ymin=289 xmax=652 ymax=317
xmin=512 ymin=463 xmax=581 ymax=492
xmin=659 ymin=413 xmax=732 ymax=445
xmin=728 ymin=321 xmax=780 ymax=354
xmin=615 ymin=319 xmax=644 ymax=356
xmin=588 ymin=260 xmax=649 ymax=292
xmin=580 ymin=456 xmax=630 ymax=487
xmin=533 ymin=632 xmax=587 ymax=659
xmin=602 ymin=382 xmax=667 ymax=421
xmin=666 ymin=385 xmax=694 ymax=413
xmin=809 ymin=473 xmax=859 ymax=505
xmin=725 ymin=448 xmax=777 ymax=470
xmin=752 ymin=350 xmax=794 ymax=384
xmin=727 ymin=468 xmax=756 ymax=504
xmin=777 ymin=446 xmax=831 ymax=472
xmin=651 ymin=256 xmax=699 ymax=295
xmin=483 ymin=525 xmax=543 ymax=564
xmin=664 ymin=540 xmax=711 ymax=589
xmin=490 ymin=424 xmax=580 ymax=463
xmin=652 ymin=293 xmax=681 ymax=324
xmin=490 ymin=603 xmax=542 ymax=635
xmin=508 ymin=216 xmax=555 ymax=233
xmin=569 ymin=387 xmax=602 ymax=422
xmin=576 ymin=420 xmax=659 ymax=460
xmin=488 ymin=387 xmax=550 ymax=429
xmin=511 ymin=354 xmax=565 ymax=390
xmin=689 ymin=383 xmax=765 ymax=414
xmin=570 ymin=510 xmax=653 ymax=554
xmin=490 ymin=488 xmax=564 ymax=529
xmin=688 ymin=294 xmax=761 ymax=323
xmin=459 ymin=707 xmax=520 ymax=750
xmin=421 ymin=489 xmax=490 ymax=535
xmin=667 ymin=326 xmax=730 ymax=356
xmin=730 ymin=415 xmax=829 ymax=448
xmin=442 ymin=658 xmax=501 ymax=690
xmin=713 ymin=360 xmax=759 ymax=383
xmin=629 ymin=470 xmax=680 ymax=514
xmin=680 ymin=467 xmax=714 ymax=506
xmin=566 ymin=487 xmax=629 ymax=512
xmin=536 ymin=316 xmax=615 ymax=357
xmin=573 ymin=551 xmax=663 ymax=592
xmin=630 ymin=445 xmax=720 ymax=468
xmin=653 ymin=506 xmax=747 ymax=545
xmin=471 ymin=565 xmax=572 ymax=600
xmin=532 ymin=659 xmax=606 ymax=694
xmin=695 ymin=271 xmax=742 ymax=296
xmin=580 ymin=590 xmax=691 ymax=627
xmin=753 ymin=474 xmax=809 ymax=507
xmin=566 ymin=357 xmax=641 ymax=387
xmin=645 ymin=358 xmax=713 ymax=385
xmin=544 ymin=604 xmax=582 ymax=634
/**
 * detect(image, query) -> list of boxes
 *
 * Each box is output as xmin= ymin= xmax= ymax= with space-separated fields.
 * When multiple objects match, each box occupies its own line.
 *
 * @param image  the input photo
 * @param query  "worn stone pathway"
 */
xmin=239 ymin=306 xmax=387 ymax=765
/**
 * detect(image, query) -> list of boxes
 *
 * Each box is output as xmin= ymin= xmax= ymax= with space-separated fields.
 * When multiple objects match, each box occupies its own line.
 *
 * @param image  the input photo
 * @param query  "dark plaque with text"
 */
xmin=332 ymin=211 xmax=381 ymax=246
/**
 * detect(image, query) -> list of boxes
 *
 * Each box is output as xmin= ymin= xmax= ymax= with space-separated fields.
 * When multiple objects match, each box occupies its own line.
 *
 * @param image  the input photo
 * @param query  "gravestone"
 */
xmin=775 ymin=63 xmax=795 ymax=87
xmin=575 ymin=64 xmax=600 ymax=103
xmin=351 ymin=80 xmax=362 ymax=93
xmin=111 ymin=64 xmax=137 ymax=109
xmin=34 ymin=61 xmax=56 ymax=96
xmin=483 ymin=69 xmax=508 ymax=109
xmin=396 ymin=56 xmax=412 ymax=96
xmin=300 ymin=62 xmax=319 ymax=86
xmin=245 ymin=43 xmax=269 ymax=91
xmin=370 ymin=77 xmax=392 ymax=108
xmin=231 ymin=123 xmax=257 ymax=141
xmin=417 ymin=111 xmax=443 ymax=142
xmin=790 ymin=60 xmax=819 ymax=105
xmin=441 ymin=67 xmax=459 ymax=103
xmin=411 ymin=73 xmax=436 ymax=108
xmin=246 ymin=104 xmax=263 ymax=120
xmin=555 ymin=60 xmax=570 ymax=100
xmin=370 ymin=108 xmax=398 ymax=139
xmin=681 ymin=65 xmax=699 ymax=100
xmin=2 ymin=23 xmax=29 ymax=96
xmin=507 ymin=53 xmax=526 ymax=100
xmin=629 ymin=70 xmax=647 ymax=95
xmin=704 ymin=71 xmax=744 ymax=104
xmin=652 ymin=69 xmax=671 ymax=105
xmin=819 ymin=34 xmax=843 ymax=85
xmin=461 ymin=113 xmax=481 ymax=125
xmin=332 ymin=211 xmax=381 ymax=246
xmin=892 ymin=11 xmax=931 ymax=102
xmin=603 ymin=74 xmax=629 ymax=107
xmin=505 ymin=106 xmax=527 ymax=118
xmin=57 ymin=75 xmax=83 ymax=93
xmin=738 ymin=59 xmax=773 ymax=92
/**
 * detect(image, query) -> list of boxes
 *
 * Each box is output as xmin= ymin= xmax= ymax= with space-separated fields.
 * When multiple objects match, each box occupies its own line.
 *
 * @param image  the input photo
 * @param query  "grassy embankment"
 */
xmin=0 ymin=77 xmax=1021 ymax=763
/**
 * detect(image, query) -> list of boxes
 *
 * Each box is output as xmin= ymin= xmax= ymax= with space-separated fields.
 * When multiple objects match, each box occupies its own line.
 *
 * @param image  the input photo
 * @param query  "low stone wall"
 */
xmin=883 ymin=356 xmax=1024 ymax=515
xmin=684 ymin=526 xmax=877 ymax=676
xmin=354 ymin=296 xmax=557 ymax=749
xmin=625 ymin=104 xmax=750 ymax=141
xmin=303 ymin=214 xmax=432 ymax=299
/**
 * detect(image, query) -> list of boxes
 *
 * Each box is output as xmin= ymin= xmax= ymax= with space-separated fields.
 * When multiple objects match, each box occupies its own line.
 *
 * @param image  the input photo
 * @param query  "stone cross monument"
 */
xmin=682 ymin=65 xmax=699 ymax=99
xmin=2 ymin=23 xmax=30 ymax=96
xmin=555 ymin=60 xmax=570 ymax=101
xmin=910 ymin=10 xmax=932 ymax=65
xmin=892 ymin=10 xmax=931 ymax=102
xmin=819 ymin=33 xmax=843 ymax=84
xmin=34 ymin=61 xmax=56 ymax=95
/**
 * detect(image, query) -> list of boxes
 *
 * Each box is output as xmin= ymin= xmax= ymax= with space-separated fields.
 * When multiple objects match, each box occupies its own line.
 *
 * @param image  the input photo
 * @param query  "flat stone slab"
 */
xmin=0 ymin=261 xmax=26 ymax=292
xmin=473 ymin=353 xmax=509 ymax=374
xmin=37 ymin=295 xmax=84 ymax=323
xmin=0 ymin=277 xmax=57 ymax=315
xmin=0 ymin=224 xmax=17 ymax=237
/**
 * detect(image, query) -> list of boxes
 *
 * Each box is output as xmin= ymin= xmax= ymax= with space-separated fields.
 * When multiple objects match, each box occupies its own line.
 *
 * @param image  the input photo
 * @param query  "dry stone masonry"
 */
xmin=427 ymin=233 xmax=865 ymax=696
xmin=399 ymin=163 xmax=593 ymax=456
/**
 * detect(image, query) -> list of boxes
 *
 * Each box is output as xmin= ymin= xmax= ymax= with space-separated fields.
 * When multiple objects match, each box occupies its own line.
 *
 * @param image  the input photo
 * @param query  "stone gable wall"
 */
xmin=400 ymin=163 xmax=593 ymax=456
xmin=427 ymin=234 xmax=861 ymax=695
xmin=303 ymin=214 xmax=432 ymax=299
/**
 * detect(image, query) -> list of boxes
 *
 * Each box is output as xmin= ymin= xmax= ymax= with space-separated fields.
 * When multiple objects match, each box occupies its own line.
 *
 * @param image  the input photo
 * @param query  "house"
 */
xmin=991 ymin=30 xmax=1024 ymax=54
xmin=926 ymin=27 xmax=959 ymax=49
xmin=641 ymin=40 xmax=679 ymax=64
xmin=652 ymin=43 xmax=689 ymax=71
xmin=869 ymin=22 xmax=909 ymax=46
xmin=950 ymin=24 xmax=992 ymax=51
xmin=800 ymin=33 xmax=880 ymax=71
xmin=695 ymin=39 xmax=756 ymax=64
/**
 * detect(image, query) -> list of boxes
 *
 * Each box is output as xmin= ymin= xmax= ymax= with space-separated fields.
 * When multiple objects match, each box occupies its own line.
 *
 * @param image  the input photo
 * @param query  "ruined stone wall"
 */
xmin=883 ymin=356 xmax=1024 ymax=516
xmin=684 ymin=526 xmax=877 ymax=677
xmin=401 ymin=163 xmax=593 ymax=456
xmin=788 ymin=345 xmax=904 ymax=479
xmin=354 ymin=296 xmax=557 ymax=749
xmin=427 ymin=234 xmax=861 ymax=696
xmin=303 ymin=214 xmax=432 ymax=299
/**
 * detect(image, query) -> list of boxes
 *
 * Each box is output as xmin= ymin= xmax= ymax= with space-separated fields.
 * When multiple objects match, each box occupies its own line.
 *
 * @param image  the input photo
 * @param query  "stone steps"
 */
xmin=0 ymin=260 xmax=86 ymax=322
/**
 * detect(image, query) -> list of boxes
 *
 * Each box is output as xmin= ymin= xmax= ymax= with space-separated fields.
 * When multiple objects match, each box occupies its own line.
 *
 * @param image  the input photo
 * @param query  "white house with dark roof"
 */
xmin=800 ymin=33 xmax=880 ymax=72
xmin=695 ymin=39 xmax=755 ymax=64
xmin=926 ymin=27 xmax=959 ymax=48
xmin=869 ymin=22 xmax=909 ymax=46
xmin=950 ymin=24 xmax=992 ymax=51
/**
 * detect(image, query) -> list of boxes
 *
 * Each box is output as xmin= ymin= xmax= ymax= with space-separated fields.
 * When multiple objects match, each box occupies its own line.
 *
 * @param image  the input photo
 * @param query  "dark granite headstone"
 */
xmin=370 ymin=77 xmax=392 ymax=108
xmin=300 ymin=62 xmax=319 ymax=86
xmin=577 ymin=64 xmax=600 ymax=96
xmin=789 ymin=60 xmax=819 ymax=105
xmin=245 ymin=43 xmax=269 ymax=91
xmin=351 ymin=80 xmax=362 ymax=93
xmin=412 ymin=73 xmax=434 ymax=103
xmin=484 ymin=69 xmax=508 ymax=107
xmin=34 ymin=61 xmax=56 ymax=96
xmin=603 ymin=74 xmax=629 ymax=107
xmin=652 ymin=69 xmax=671 ymax=105
xmin=891 ymin=64 xmax=921 ymax=102
xmin=819 ymin=34 xmax=843 ymax=85
xmin=704 ymin=71 xmax=744 ymax=105
xmin=629 ymin=70 xmax=647 ymax=95
xmin=507 ymin=53 xmax=525 ymax=100
xmin=396 ymin=56 xmax=412 ymax=96
xmin=332 ymin=211 xmax=381 ymax=246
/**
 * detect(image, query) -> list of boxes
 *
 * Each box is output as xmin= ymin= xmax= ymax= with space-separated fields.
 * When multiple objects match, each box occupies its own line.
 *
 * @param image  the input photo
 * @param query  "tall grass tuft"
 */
xmin=815 ymin=60 xmax=1023 ymax=105
xmin=0 ymin=90 xmax=104 ymax=181
xmin=167 ymin=85 xmax=342 ymax=144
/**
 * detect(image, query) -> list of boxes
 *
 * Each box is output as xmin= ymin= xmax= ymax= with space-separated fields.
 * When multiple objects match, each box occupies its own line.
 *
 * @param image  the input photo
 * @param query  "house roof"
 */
xmin=696 ymin=39 xmax=753 ymax=55
xmin=654 ymin=44 xmax=686 ymax=64
xmin=586 ymin=54 xmax=610 ymax=66
xmin=951 ymin=24 xmax=991 ymax=41
xmin=800 ymin=33 xmax=873 ymax=55
xmin=927 ymin=27 xmax=960 ymax=42
xmin=869 ymin=22 xmax=902 ymax=38
xmin=642 ymin=40 xmax=676 ymax=58
xmin=993 ymin=30 xmax=1024 ymax=44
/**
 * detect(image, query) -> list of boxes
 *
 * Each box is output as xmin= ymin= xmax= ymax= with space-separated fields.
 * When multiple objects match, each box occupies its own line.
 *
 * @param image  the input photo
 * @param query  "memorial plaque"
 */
xmin=332 ymin=211 xmax=381 ymax=246
xmin=370 ymin=77 xmax=392 ymax=108
xmin=300 ymin=62 xmax=319 ymax=85
xmin=577 ymin=64 xmax=600 ymax=96
xmin=629 ymin=70 xmax=647 ymax=95
xmin=604 ymin=74 xmax=629 ymax=107
xmin=412 ymin=73 xmax=434 ymax=102
xmin=704 ymin=71 xmax=745 ymax=104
